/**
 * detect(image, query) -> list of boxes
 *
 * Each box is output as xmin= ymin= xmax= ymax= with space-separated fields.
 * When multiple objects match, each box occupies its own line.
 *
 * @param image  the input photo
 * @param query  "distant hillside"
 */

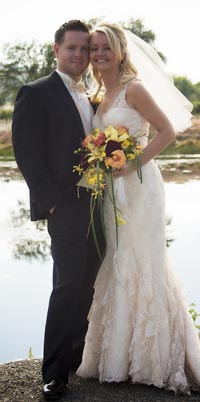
xmin=149 ymin=118 xmax=200 ymax=141
xmin=176 ymin=118 xmax=200 ymax=140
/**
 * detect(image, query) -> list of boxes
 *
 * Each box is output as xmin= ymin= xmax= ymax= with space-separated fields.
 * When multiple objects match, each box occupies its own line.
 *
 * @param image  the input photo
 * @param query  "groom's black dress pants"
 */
xmin=42 ymin=187 xmax=105 ymax=383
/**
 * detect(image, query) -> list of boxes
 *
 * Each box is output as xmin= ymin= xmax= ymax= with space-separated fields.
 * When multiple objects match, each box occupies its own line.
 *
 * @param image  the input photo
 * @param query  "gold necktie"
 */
xmin=70 ymin=80 xmax=85 ymax=93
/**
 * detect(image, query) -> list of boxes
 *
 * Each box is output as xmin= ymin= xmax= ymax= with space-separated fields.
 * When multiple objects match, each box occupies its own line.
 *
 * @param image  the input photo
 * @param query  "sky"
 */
xmin=0 ymin=0 xmax=199 ymax=83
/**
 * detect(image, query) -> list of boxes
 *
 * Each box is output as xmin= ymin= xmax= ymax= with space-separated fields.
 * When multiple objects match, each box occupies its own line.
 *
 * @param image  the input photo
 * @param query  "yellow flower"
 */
xmin=93 ymin=127 xmax=101 ymax=135
xmin=87 ymin=154 xmax=97 ymax=163
xmin=98 ymin=173 xmax=104 ymax=182
xmin=87 ymin=147 xmax=105 ymax=163
xmin=118 ymin=133 xmax=129 ymax=142
xmin=121 ymin=139 xmax=132 ymax=149
xmin=73 ymin=165 xmax=84 ymax=175
xmin=117 ymin=215 xmax=126 ymax=225
xmin=92 ymin=188 xmax=103 ymax=199
xmin=104 ymin=125 xmax=119 ymax=142
xmin=87 ymin=174 xmax=98 ymax=186
xmin=127 ymin=153 xmax=136 ymax=160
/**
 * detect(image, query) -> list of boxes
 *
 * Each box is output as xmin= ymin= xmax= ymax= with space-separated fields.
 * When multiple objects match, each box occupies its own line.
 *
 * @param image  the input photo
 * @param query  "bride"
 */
xmin=77 ymin=22 xmax=200 ymax=394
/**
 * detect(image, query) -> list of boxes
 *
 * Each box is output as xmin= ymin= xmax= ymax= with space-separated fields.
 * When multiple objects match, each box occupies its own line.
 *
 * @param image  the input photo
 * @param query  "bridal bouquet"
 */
xmin=73 ymin=125 xmax=143 ymax=255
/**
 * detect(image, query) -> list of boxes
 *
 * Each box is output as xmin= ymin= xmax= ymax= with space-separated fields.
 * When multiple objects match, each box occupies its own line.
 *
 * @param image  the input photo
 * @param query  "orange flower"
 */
xmin=92 ymin=132 xmax=106 ymax=147
xmin=82 ymin=134 xmax=93 ymax=148
xmin=106 ymin=150 xmax=126 ymax=169
xmin=115 ymin=125 xmax=129 ymax=135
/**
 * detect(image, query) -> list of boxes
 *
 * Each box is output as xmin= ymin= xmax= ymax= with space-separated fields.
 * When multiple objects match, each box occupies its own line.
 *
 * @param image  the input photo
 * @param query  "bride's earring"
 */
xmin=120 ymin=59 xmax=124 ymax=71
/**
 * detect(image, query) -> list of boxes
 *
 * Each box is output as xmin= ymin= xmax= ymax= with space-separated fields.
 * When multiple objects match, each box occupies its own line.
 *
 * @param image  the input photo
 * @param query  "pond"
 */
xmin=0 ymin=160 xmax=200 ymax=364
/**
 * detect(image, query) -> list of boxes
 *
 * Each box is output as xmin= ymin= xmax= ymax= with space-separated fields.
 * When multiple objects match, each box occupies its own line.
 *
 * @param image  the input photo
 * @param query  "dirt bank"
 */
xmin=1 ymin=359 xmax=200 ymax=402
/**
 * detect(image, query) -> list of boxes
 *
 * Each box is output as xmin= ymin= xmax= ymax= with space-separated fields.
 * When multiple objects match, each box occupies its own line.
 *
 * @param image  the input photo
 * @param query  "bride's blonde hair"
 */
xmin=89 ymin=22 xmax=138 ymax=101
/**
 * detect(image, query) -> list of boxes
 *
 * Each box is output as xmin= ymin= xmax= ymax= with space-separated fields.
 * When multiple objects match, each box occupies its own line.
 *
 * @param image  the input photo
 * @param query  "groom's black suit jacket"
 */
xmin=12 ymin=71 xmax=87 ymax=220
xmin=12 ymin=71 xmax=105 ymax=383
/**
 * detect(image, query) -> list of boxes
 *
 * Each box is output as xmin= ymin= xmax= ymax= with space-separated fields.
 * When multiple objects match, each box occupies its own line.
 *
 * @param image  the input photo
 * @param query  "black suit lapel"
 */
xmin=49 ymin=71 xmax=85 ymax=139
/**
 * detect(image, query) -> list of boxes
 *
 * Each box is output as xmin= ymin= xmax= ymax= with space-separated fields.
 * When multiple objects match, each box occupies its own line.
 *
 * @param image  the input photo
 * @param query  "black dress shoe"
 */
xmin=43 ymin=379 xmax=67 ymax=400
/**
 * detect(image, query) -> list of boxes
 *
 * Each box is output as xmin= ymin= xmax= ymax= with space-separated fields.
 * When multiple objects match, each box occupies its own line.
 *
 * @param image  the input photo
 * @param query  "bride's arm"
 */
xmin=114 ymin=81 xmax=176 ymax=177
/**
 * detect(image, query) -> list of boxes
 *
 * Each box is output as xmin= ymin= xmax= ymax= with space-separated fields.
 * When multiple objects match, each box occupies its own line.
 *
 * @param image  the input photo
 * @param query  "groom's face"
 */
xmin=54 ymin=30 xmax=89 ymax=81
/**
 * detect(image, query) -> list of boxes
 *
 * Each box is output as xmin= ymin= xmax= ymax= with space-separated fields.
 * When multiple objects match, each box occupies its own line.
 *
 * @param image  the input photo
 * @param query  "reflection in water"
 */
xmin=12 ymin=200 xmax=47 ymax=231
xmin=0 ymin=175 xmax=52 ymax=363
xmin=13 ymin=239 xmax=50 ymax=262
xmin=12 ymin=200 xmax=30 ymax=226
xmin=11 ymin=200 xmax=50 ymax=261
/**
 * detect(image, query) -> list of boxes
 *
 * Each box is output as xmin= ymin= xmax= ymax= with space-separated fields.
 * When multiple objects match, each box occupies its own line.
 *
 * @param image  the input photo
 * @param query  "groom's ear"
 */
xmin=54 ymin=43 xmax=59 ymax=58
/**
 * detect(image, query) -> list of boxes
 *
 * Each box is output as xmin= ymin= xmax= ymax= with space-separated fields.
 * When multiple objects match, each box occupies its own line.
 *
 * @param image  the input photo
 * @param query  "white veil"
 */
xmin=125 ymin=30 xmax=193 ymax=133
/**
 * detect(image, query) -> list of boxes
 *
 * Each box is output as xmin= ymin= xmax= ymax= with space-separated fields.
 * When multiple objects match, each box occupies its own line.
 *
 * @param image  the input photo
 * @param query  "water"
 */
xmin=0 ymin=175 xmax=52 ymax=363
xmin=165 ymin=181 xmax=200 ymax=304
xmin=0 ymin=162 xmax=200 ymax=364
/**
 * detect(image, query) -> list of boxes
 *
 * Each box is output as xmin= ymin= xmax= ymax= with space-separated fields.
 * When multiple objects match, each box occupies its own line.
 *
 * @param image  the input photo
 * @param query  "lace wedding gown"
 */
xmin=77 ymin=84 xmax=200 ymax=394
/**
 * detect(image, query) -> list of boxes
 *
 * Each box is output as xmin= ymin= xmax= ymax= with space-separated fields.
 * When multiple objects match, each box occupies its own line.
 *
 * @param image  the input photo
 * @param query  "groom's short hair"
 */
xmin=55 ymin=20 xmax=89 ymax=44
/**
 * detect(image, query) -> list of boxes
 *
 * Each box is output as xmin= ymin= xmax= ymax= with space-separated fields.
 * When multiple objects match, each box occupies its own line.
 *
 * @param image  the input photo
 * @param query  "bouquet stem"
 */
xmin=110 ymin=169 xmax=119 ymax=247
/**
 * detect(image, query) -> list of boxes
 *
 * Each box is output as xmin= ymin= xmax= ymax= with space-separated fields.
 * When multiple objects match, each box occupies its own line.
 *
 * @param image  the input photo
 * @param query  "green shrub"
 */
xmin=0 ymin=108 xmax=13 ymax=121
xmin=189 ymin=303 xmax=200 ymax=330
xmin=0 ymin=146 xmax=14 ymax=157
xmin=193 ymin=101 xmax=200 ymax=115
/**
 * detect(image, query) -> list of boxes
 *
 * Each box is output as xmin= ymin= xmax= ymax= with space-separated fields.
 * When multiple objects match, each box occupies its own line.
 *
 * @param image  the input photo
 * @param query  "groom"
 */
xmin=12 ymin=20 xmax=105 ymax=400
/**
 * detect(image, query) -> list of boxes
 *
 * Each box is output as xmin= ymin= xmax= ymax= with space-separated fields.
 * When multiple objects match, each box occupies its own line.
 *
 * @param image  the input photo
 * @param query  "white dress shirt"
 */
xmin=56 ymin=69 xmax=94 ymax=136
xmin=56 ymin=70 xmax=94 ymax=189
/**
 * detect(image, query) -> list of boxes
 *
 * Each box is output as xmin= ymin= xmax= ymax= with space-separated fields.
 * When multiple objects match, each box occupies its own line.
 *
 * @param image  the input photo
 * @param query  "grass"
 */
xmin=160 ymin=140 xmax=200 ymax=155
xmin=0 ymin=146 xmax=14 ymax=157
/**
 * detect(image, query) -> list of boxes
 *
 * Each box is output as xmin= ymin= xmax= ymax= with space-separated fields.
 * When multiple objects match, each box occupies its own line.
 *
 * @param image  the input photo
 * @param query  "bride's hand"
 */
xmin=113 ymin=162 xmax=135 ymax=178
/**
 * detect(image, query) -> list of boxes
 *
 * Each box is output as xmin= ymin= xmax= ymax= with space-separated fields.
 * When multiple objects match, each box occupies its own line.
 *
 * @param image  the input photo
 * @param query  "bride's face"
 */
xmin=90 ymin=32 xmax=119 ymax=72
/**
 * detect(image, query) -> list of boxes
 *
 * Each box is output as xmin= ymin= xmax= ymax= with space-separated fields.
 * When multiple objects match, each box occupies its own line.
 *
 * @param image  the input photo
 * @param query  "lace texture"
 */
xmin=77 ymin=85 xmax=200 ymax=394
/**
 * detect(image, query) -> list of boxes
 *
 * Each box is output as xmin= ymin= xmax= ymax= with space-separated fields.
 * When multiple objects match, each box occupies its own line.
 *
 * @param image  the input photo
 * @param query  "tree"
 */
xmin=121 ymin=18 xmax=155 ymax=44
xmin=173 ymin=76 xmax=195 ymax=99
xmin=0 ymin=41 xmax=55 ymax=104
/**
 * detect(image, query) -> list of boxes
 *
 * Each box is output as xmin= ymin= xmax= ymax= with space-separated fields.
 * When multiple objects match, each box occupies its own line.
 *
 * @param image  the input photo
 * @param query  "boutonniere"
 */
xmin=92 ymin=94 xmax=103 ymax=104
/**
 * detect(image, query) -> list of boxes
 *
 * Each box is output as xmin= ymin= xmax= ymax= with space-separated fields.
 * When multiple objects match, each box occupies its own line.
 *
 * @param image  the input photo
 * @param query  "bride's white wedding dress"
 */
xmin=77 ymin=84 xmax=200 ymax=394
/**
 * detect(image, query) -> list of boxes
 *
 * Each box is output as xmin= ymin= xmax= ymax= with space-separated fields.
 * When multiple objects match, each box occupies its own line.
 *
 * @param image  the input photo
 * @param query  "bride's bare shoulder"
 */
xmin=127 ymin=79 xmax=146 ymax=95
xmin=126 ymin=79 xmax=153 ymax=107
